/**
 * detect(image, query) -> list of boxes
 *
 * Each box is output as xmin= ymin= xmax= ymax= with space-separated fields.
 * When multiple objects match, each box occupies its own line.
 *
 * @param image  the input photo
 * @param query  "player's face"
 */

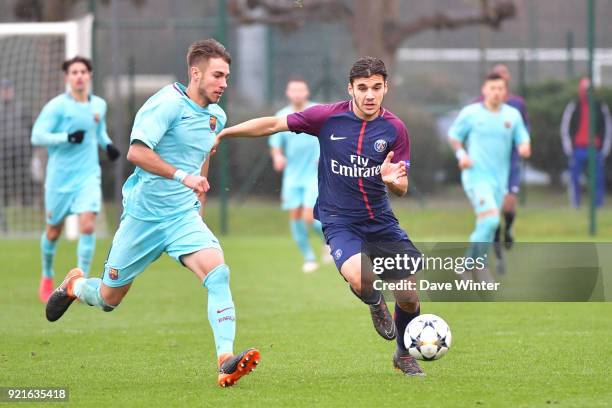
xmin=348 ymin=75 xmax=387 ymax=119
xmin=286 ymin=81 xmax=309 ymax=107
xmin=194 ymin=57 xmax=230 ymax=105
xmin=482 ymin=79 xmax=506 ymax=108
xmin=65 ymin=62 xmax=91 ymax=94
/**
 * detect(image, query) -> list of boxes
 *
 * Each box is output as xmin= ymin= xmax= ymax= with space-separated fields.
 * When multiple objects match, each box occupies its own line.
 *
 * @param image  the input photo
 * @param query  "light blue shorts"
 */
xmin=281 ymin=180 xmax=318 ymax=210
xmin=102 ymin=210 xmax=222 ymax=287
xmin=464 ymin=183 xmax=504 ymax=215
xmin=45 ymin=182 xmax=101 ymax=226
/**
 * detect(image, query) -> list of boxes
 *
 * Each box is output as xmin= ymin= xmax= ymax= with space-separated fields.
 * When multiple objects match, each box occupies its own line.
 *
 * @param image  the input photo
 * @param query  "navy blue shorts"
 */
xmin=323 ymin=212 xmax=422 ymax=280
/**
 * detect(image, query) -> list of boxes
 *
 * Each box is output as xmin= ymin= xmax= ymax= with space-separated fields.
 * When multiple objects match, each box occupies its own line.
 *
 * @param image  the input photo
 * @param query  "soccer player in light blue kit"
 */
xmin=31 ymin=56 xmax=120 ymax=302
xmin=269 ymin=78 xmax=330 ymax=273
xmin=45 ymin=39 xmax=259 ymax=388
xmin=448 ymin=72 xmax=531 ymax=277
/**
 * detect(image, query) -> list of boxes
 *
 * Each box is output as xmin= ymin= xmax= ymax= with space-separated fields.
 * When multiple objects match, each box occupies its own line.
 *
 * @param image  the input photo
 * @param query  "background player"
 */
xmin=269 ymin=77 xmax=330 ymax=273
xmin=213 ymin=57 xmax=426 ymax=377
xmin=488 ymin=64 xmax=530 ymax=254
xmin=31 ymin=56 xmax=120 ymax=302
xmin=44 ymin=39 xmax=259 ymax=388
xmin=449 ymin=72 xmax=531 ymax=278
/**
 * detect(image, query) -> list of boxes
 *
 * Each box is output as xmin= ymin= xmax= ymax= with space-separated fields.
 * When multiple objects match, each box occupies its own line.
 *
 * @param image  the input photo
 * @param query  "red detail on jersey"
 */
xmin=357 ymin=121 xmax=375 ymax=219
xmin=357 ymin=120 xmax=366 ymax=155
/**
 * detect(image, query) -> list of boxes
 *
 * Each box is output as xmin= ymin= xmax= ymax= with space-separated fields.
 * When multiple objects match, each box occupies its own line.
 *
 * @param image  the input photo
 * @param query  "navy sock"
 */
xmin=504 ymin=211 xmax=515 ymax=233
xmin=349 ymin=285 xmax=381 ymax=305
xmin=395 ymin=303 xmax=420 ymax=351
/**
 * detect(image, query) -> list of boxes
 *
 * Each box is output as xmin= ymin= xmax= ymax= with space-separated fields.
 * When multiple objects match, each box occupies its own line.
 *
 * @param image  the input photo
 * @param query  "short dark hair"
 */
xmin=349 ymin=57 xmax=387 ymax=84
xmin=484 ymin=72 xmax=505 ymax=82
xmin=62 ymin=56 xmax=92 ymax=73
xmin=187 ymin=38 xmax=231 ymax=68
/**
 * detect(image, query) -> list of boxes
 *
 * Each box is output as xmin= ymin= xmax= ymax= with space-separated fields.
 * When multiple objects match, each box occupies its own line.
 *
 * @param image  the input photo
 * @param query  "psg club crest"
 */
xmin=210 ymin=115 xmax=217 ymax=132
xmin=108 ymin=268 xmax=119 ymax=280
xmin=374 ymin=139 xmax=387 ymax=153
xmin=334 ymin=249 xmax=343 ymax=260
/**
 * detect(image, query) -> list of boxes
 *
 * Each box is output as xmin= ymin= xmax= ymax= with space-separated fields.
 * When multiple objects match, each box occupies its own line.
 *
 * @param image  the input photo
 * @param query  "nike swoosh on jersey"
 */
xmin=181 ymin=116 xmax=193 ymax=120
xmin=330 ymin=134 xmax=347 ymax=141
xmin=217 ymin=307 xmax=234 ymax=313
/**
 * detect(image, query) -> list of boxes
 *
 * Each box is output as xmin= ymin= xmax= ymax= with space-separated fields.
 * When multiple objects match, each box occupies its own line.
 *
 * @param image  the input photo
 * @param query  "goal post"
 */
xmin=0 ymin=14 xmax=93 ymax=60
xmin=0 ymin=14 xmax=98 ymax=239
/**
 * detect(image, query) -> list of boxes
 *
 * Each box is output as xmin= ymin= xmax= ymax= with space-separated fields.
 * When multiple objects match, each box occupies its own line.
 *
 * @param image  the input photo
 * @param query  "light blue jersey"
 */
xmin=124 ymin=82 xmax=226 ymax=221
xmin=448 ymin=102 xmax=530 ymax=193
xmin=269 ymin=103 xmax=319 ymax=189
xmin=31 ymin=93 xmax=112 ymax=192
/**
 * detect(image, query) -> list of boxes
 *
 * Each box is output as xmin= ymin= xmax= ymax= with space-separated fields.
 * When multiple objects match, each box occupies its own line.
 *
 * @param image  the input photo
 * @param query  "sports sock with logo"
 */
xmin=204 ymin=264 xmax=235 ymax=357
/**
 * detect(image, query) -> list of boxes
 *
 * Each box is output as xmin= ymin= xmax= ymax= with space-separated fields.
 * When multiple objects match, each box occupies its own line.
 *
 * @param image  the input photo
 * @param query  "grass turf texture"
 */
xmin=2 ymin=201 xmax=612 ymax=407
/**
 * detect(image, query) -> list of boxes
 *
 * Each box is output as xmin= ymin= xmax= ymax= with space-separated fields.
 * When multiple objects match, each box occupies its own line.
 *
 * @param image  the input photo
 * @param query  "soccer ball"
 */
xmin=404 ymin=314 xmax=452 ymax=361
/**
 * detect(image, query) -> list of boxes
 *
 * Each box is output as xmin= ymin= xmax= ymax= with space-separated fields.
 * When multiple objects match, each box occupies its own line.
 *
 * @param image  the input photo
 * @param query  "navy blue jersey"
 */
xmin=287 ymin=100 xmax=410 ymax=224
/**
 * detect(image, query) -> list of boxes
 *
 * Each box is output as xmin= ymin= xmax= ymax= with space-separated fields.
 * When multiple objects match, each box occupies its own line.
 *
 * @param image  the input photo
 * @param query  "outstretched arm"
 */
xmin=212 ymin=116 xmax=289 ymax=155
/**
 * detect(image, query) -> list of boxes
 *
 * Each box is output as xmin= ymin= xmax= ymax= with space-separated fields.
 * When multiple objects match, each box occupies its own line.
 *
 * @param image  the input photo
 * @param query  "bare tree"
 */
xmin=229 ymin=0 xmax=516 ymax=68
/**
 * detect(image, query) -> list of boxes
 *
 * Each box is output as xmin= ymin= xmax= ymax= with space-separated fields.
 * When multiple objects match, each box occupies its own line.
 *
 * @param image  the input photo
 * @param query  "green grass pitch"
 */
xmin=2 ymin=201 xmax=612 ymax=407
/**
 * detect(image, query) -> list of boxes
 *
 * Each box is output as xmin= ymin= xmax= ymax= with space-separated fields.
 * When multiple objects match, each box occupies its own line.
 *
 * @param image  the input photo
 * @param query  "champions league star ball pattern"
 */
xmin=404 ymin=314 xmax=452 ymax=361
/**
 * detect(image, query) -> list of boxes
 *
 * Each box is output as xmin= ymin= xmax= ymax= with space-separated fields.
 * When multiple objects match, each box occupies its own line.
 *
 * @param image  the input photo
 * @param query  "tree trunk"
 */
xmin=42 ymin=0 xmax=71 ymax=21
xmin=350 ymin=0 xmax=397 ymax=68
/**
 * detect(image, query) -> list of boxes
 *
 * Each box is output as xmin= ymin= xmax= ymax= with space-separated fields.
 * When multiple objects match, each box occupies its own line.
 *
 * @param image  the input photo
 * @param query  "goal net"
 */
xmin=0 ymin=14 xmax=94 ymax=238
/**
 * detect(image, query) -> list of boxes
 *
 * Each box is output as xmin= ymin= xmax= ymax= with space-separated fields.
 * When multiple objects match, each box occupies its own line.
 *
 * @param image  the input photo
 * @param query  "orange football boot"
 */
xmin=217 ymin=348 xmax=260 ymax=387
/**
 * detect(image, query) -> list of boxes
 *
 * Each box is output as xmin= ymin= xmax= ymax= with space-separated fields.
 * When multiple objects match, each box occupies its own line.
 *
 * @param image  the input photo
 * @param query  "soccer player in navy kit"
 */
xmin=214 ymin=57 xmax=425 ymax=376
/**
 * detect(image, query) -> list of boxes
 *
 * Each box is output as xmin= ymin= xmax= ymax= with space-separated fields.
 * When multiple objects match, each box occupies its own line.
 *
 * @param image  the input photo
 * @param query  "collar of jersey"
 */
xmin=65 ymin=92 xmax=92 ymax=103
xmin=348 ymin=100 xmax=386 ymax=122
xmin=173 ymin=82 xmax=211 ymax=114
